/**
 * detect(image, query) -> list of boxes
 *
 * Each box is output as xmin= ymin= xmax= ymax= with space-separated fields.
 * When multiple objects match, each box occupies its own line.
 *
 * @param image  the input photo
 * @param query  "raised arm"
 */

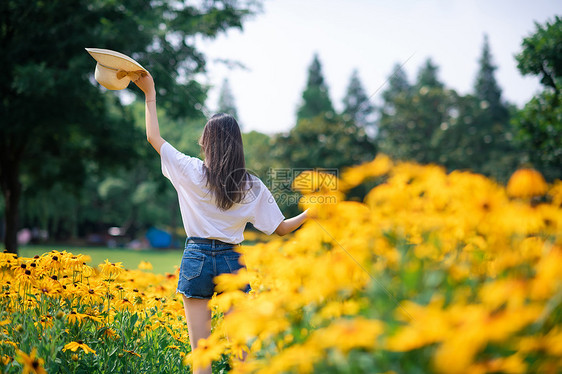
xmin=275 ymin=209 xmax=310 ymax=236
xmin=133 ymin=74 xmax=165 ymax=154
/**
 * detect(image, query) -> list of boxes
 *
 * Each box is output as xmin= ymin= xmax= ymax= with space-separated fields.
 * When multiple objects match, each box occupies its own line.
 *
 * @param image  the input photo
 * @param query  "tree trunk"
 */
xmin=0 ymin=156 xmax=21 ymax=255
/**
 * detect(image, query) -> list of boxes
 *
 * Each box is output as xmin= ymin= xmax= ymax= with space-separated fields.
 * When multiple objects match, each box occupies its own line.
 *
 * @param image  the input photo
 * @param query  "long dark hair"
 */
xmin=199 ymin=113 xmax=249 ymax=210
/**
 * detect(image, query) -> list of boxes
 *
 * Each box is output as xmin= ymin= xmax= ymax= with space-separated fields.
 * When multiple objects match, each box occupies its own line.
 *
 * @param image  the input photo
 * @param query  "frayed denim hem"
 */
xmin=175 ymin=288 xmax=211 ymax=300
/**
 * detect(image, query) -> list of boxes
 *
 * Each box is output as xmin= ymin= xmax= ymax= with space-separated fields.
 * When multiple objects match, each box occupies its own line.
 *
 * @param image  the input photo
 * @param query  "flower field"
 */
xmin=2 ymin=155 xmax=562 ymax=373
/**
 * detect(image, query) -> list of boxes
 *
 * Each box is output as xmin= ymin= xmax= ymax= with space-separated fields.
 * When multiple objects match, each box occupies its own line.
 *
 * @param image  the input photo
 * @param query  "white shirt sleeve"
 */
xmin=160 ymin=142 xmax=199 ymax=186
xmin=250 ymin=180 xmax=285 ymax=235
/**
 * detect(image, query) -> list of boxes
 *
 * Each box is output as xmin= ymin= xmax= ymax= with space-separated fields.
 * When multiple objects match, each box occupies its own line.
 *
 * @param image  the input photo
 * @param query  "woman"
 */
xmin=134 ymin=74 xmax=308 ymax=374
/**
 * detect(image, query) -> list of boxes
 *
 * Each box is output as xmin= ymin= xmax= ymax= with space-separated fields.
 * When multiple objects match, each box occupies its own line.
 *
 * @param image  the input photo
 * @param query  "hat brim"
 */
xmin=85 ymin=48 xmax=147 ymax=73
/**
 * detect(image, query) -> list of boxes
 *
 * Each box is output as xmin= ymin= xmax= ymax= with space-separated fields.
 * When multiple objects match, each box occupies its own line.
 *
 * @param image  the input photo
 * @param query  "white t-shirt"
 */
xmin=160 ymin=142 xmax=285 ymax=244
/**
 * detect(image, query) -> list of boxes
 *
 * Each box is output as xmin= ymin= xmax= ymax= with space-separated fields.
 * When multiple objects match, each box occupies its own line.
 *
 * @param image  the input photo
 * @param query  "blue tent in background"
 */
xmin=145 ymin=227 xmax=172 ymax=248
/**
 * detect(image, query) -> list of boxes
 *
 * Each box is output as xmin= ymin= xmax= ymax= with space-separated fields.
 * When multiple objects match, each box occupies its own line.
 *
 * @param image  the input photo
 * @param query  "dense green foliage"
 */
xmin=513 ymin=16 xmax=562 ymax=181
xmin=0 ymin=0 xmax=258 ymax=253
xmin=377 ymin=39 xmax=524 ymax=184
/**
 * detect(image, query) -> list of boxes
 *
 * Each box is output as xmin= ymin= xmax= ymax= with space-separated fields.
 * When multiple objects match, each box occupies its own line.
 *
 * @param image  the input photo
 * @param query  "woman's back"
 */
xmin=160 ymin=141 xmax=284 ymax=244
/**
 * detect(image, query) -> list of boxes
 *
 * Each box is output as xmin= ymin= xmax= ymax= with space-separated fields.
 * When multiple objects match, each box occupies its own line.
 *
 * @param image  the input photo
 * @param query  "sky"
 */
xmin=196 ymin=0 xmax=560 ymax=134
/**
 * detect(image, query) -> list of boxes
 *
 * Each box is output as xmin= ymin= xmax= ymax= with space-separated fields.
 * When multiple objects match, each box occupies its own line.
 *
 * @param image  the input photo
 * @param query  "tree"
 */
xmin=242 ymin=130 xmax=276 ymax=179
xmin=469 ymin=34 xmax=519 ymax=181
xmin=416 ymin=59 xmax=444 ymax=90
xmin=376 ymin=63 xmax=413 ymax=160
xmin=342 ymin=69 xmax=375 ymax=133
xmin=297 ymin=54 xmax=334 ymax=121
xmin=382 ymin=63 xmax=412 ymax=104
xmin=434 ymin=35 xmax=520 ymax=183
xmin=217 ymin=78 xmax=239 ymax=120
xmin=475 ymin=35 xmax=509 ymax=122
xmin=0 ymin=0 xmax=257 ymax=253
xmin=377 ymin=58 xmax=452 ymax=164
xmin=377 ymin=50 xmax=521 ymax=183
xmin=514 ymin=16 xmax=562 ymax=180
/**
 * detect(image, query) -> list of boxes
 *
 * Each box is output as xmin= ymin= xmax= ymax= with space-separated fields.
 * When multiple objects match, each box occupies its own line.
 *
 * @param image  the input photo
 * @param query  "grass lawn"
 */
xmin=20 ymin=245 xmax=183 ymax=275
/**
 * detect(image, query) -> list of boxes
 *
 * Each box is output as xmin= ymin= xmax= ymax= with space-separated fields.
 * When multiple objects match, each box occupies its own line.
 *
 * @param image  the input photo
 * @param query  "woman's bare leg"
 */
xmin=182 ymin=295 xmax=212 ymax=374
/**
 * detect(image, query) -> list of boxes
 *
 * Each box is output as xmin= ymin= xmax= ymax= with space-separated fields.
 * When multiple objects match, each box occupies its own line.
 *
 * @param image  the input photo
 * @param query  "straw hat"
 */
xmin=85 ymin=48 xmax=148 ymax=90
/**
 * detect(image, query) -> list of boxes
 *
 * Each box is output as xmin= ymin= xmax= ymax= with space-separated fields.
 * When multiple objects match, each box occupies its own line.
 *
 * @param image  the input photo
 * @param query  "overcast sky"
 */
xmin=196 ymin=0 xmax=560 ymax=134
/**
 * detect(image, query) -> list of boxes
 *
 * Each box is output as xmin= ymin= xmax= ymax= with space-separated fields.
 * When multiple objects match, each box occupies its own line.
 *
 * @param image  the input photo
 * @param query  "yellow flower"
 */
xmin=34 ymin=315 xmax=54 ymax=329
xmin=138 ymin=261 xmax=153 ymax=271
xmin=114 ymin=297 xmax=135 ymax=312
xmin=99 ymin=259 xmax=124 ymax=279
xmin=548 ymin=179 xmax=562 ymax=207
xmin=189 ymin=337 xmax=228 ymax=372
xmin=309 ymin=317 xmax=384 ymax=353
xmin=507 ymin=168 xmax=547 ymax=198
xmin=123 ymin=349 xmax=141 ymax=357
xmin=66 ymin=310 xmax=89 ymax=325
xmin=1 ymin=340 xmax=18 ymax=348
xmin=15 ymin=348 xmax=47 ymax=374
xmin=1 ymin=354 xmax=13 ymax=365
xmin=385 ymin=298 xmax=451 ymax=352
xmin=85 ymin=312 xmax=104 ymax=325
xmin=103 ymin=328 xmax=119 ymax=340
xmin=265 ymin=342 xmax=322 ymax=374
xmin=66 ymin=254 xmax=91 ymax=272
xmin=214 ymin=269 xmax=252 ymax=294
xmin=340 ymin=153 xmax=392 ymax=189
xmin=13 ymin=264 xmax=35 ymax=287
xmin=78 ymin=280 xmax=106 ymax=304
xmin=35 ymin=277 xmax=63 ymax=297
xmin=312 ymin=300 xmax=361 ymax=325
xmin=63 ymin=340 xmax=97 ymax=355
xmin=530 ymin=246 xmax=562 ymax=300
xmin=467 ymin=353 xmax=527 ymax=374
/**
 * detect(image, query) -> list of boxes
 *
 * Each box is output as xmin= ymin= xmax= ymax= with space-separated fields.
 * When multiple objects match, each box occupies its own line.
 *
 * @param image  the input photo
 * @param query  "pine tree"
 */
xmin=474 ymin=34 xmax=509 ymax=123
xmin=377 ymin=63 xmax=412 ymax=159
xmin=342 ymin=69 xmax=374 ymax=130
xmin=297 ymin=54 xmax=334 ymax=122
xmin=435 ymin=36 xmax=520 ymax=182
xmin=217 ymin=78 xmax=239 ymax=120
xmin=382 ymin=63 xmax=411 ymax=104
xmin=416 ymin=58 xmax=444 ymax=89
xmin=469 ymin=34 xmax=517 ymax=181
xmin=377 ymin=59 xmax=451 ymax=164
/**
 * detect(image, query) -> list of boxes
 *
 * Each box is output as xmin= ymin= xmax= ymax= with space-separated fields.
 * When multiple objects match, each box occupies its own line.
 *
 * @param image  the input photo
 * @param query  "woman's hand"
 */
xmin=133 ymin=72 xmax=156 ymax=99
xmin=303 ymin=207 xmax=317 ymax=219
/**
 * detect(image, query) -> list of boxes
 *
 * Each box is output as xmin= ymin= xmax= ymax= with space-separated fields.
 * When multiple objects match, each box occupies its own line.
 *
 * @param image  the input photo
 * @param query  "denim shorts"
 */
xmin=176 ymin=237 xmax=250 ymax=299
